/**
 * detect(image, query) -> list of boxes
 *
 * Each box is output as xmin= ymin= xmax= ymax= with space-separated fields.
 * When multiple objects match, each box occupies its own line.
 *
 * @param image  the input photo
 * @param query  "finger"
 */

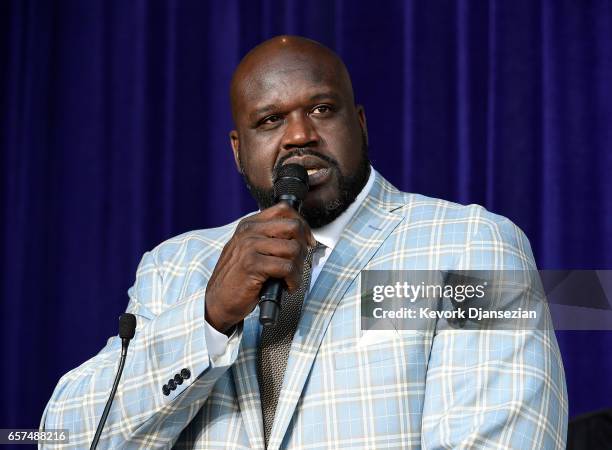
xmin=238 ymin=218 xmax=315 ymax=246
xmin=250 ymin=254 xmax=303 ymax=293
xmin=259 ymin=201 xmax=302 ymax=219
xmin=254 ymin=204 xmax=316 ymax=245
xmin=237 ymin=202 xmax=297 ymax=225
xmin=248 ymin=236 xmax=304 ymax=260
xmin=241 ymin=202 xmax=316 ymax=245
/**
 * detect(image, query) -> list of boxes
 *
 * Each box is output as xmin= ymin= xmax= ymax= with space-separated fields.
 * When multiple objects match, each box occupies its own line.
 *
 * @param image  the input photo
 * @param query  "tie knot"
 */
xmin=306 ymin=241 xmax=324 ymax=260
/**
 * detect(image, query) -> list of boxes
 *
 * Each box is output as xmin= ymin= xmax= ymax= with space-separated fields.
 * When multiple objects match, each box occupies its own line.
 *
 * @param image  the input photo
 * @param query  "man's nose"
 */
xmin=281 ymin=113 xmax=320 ymax=150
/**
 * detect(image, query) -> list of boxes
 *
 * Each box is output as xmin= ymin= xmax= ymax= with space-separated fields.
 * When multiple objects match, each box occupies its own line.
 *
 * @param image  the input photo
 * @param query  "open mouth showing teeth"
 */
xmin=304 ymin=167 xmax=331 ymax=187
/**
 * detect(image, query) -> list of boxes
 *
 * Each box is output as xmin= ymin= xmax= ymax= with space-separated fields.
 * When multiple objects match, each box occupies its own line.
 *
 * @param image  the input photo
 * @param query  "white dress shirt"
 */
xmin=204 ymin=167 xmax=376 ymax=362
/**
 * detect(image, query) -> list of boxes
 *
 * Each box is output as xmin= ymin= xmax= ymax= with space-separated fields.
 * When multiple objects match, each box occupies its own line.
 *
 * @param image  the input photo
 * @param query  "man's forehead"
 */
xmin=237 ymin=62 xmax=341 ymax=109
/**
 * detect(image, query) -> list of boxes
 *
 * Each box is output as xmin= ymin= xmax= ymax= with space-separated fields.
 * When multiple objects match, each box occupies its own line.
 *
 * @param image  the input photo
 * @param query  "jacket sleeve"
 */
xmin=420 ymin=217 xmax=568 ymax=449
xmin=40 ymin=250 xmax=243 ymax=449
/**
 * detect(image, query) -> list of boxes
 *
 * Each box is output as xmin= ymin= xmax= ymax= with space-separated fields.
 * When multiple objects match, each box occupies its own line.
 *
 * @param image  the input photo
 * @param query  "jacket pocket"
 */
xmin=333 ymin=334 xmax=400 ymax=370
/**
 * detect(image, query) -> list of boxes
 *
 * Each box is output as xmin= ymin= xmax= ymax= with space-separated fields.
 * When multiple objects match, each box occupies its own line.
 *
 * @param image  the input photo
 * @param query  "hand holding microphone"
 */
xmin=204 ymin=164 xmax=314 ymax=333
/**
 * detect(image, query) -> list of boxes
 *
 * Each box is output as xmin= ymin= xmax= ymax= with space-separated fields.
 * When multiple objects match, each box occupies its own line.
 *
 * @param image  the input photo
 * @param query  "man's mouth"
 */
xmin=307 ymin=167 xmax=328 ymax=176
xmin=306 ymin=167 xmax=331 ymax=186
xmin=280 ymin=154 xmax=334 ymax=188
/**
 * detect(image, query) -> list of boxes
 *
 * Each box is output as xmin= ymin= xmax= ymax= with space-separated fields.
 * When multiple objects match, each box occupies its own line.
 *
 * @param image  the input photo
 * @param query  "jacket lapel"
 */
xmin=265 ymin=171 xmax=408 ymax=450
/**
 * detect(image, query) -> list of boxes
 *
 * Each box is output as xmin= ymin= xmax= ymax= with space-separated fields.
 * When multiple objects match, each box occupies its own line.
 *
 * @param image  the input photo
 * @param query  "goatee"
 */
xmin=240 ymin=137 xmax=371 ymax=229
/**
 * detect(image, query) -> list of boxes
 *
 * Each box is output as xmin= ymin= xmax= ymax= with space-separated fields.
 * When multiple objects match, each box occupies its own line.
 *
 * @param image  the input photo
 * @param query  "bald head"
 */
xmin=230 ymin=36 xmax=355 ymax=124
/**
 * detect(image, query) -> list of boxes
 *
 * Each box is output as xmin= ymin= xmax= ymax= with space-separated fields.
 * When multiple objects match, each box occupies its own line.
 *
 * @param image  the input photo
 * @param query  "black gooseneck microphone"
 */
xmin=258 ymin=163 xmax=309 ymax=328
xmin=90 ymin=313 xmax=137 ymax=450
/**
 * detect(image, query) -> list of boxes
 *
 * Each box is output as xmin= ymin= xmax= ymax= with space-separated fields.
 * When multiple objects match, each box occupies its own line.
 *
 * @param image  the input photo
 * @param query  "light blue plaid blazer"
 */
xmin=41 ymin=170 xmax=568 ymax=449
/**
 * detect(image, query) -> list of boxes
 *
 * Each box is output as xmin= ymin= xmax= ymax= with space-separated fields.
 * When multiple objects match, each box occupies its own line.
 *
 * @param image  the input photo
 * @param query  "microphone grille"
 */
xmin=274 ymin=164 xmax=309 ymax=201
xmin=119 ymin=313 xmax=136 ymax=340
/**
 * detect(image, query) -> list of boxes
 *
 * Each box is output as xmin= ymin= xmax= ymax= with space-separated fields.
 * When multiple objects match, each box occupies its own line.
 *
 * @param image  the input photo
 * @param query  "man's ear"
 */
xmin=229 ymin=130 xmax=241 ymax=172
xmin=356 ymin=104 xmax=368 ymax=145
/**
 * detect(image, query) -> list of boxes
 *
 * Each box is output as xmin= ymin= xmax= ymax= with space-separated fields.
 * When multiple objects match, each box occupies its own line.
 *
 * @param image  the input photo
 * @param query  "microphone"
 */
xmin=258 ymin=163 xmax=309 ymax=328
xmin=90 ymin=313 xmax=137 ymax=450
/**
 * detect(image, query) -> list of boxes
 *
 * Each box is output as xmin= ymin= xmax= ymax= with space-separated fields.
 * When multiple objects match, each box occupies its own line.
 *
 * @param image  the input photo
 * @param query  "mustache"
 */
xmin=273 ymin=148 xmax=340 ymax=180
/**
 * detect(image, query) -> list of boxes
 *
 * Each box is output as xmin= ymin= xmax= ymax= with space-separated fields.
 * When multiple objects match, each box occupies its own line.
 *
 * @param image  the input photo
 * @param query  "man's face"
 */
xmin=230 ymin=50 xmax=370 ymax=228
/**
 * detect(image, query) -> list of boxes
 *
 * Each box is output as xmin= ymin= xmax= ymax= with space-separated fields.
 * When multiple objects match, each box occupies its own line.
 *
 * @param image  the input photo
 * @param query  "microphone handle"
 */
xmin=258 ymin=195 xmax=301 ymax=327
xmin=90 ymin=339 xmax=130 ymax=450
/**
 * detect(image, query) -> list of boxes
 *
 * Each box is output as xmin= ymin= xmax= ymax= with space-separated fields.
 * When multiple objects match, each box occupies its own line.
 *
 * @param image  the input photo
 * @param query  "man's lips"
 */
xmin=280 ymin=155 xmax=333 ymax=188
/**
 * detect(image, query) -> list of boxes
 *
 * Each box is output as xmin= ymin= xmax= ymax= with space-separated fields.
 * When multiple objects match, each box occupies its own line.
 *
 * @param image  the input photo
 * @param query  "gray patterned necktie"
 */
xmin=257 ymin=243 xmax=321 ymax=448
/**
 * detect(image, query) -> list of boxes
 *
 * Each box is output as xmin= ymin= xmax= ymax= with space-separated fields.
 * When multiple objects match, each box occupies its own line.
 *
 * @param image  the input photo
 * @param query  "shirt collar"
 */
xmin=312 ymin=166 xmax=376 ymax=251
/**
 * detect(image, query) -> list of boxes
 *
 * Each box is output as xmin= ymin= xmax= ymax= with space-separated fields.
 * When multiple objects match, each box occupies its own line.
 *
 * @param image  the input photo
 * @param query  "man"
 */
xmin=41 ymin=36 xmax=568 ymax=449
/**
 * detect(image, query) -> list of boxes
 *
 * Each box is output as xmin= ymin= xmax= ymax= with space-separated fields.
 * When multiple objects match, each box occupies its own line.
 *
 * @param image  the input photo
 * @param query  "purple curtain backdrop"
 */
xmin=2 ymin=0 xmax=611 ymax=430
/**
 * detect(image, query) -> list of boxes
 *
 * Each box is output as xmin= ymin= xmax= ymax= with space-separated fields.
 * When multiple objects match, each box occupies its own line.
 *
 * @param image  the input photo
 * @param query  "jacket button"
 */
xmin=162 ymin=384 xmax=170 ymax=396
xmin=168 ymin=379 xmax=177 ymax=390
xmin=180 ymin=368 xmax=191 ymax=379
xmin=174 ymin=374 xmax=183 ymax=385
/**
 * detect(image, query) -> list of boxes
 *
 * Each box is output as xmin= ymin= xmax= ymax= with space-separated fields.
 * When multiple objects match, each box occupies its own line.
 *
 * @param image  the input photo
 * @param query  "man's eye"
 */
xmin=311 ymin=105 xmax=332 ymax=115
xmin=261 ymin=115 xmax=281 ymax=125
